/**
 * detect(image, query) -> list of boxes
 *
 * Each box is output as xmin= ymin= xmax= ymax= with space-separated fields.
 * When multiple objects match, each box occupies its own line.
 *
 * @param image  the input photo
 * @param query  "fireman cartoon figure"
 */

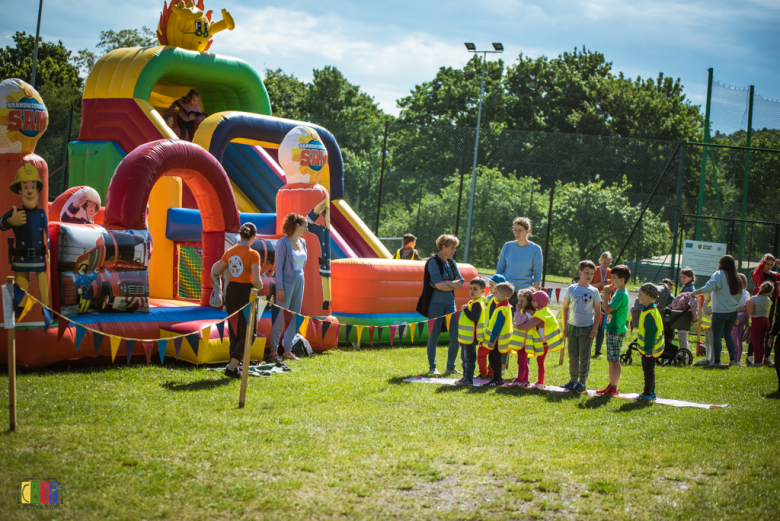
xmin=307 ymin=197 xmax=331 ymax=311
xmin=74 ymin=261 xmax=98 ymax=313
xmin=61 ymin=187 xmax=101 ymax=224
xmin=0 ymin=163 xmax=49 ymax=308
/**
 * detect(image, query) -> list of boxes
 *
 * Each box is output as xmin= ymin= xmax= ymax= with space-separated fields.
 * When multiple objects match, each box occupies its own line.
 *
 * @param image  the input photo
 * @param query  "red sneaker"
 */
xmin=603 ymin=386 xmax=620 ymax=397
xmin=595 ymin=386 xmax=612 ymax=395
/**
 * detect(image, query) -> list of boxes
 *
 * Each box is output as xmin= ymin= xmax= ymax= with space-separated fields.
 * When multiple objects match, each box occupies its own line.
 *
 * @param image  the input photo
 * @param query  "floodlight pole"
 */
xmin=31 ymin=0 xmax=44 ymax=87
xmin=463 ymin=46 xmax=502 ymax=263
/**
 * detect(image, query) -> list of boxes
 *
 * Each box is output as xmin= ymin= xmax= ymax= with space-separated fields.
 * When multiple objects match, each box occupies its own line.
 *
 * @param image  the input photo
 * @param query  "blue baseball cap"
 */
xmin=489 ymin=274 xmax=507 ymax=284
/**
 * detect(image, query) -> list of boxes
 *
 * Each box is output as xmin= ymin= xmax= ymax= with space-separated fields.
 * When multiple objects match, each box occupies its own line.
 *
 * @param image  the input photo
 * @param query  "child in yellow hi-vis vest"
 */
xmin=508 ymin=288 xmax=536 ymax=387
xmin=478 ymin=274 xmax=506 ymax=379
xmin=485 ymin=282 xmax=515 ymax=386
xmin=455 ymin=277 xmax=487 ymax=386
xmin=695 ymin=294 xmax=714 ymax=366
xmin=635 ymin=283 xmax=665 ymax=402
xmin=513 ymin=290 xmax=564 ymax=389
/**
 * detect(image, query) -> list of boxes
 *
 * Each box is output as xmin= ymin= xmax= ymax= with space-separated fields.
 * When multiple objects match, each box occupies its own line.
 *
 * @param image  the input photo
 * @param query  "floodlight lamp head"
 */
xmin=464 ymin=42 xmax=476 ymax=51
xmin=492 ymin=42 xmax=504 ymax=51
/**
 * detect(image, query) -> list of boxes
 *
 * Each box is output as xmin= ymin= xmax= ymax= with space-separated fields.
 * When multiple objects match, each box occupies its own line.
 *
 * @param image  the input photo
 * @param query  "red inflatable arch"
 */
xmin=103 ymin=139 xmax=240 ymax=305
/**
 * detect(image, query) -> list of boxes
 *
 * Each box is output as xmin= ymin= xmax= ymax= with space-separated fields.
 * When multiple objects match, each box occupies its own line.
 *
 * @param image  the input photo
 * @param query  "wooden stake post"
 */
xmin=238 ymin=288 xmax=258 ymax=409
xmin=696 ymin=297 xmax=703 ymax=356
xmin=6 ymin=276 xmax=16 ymax=431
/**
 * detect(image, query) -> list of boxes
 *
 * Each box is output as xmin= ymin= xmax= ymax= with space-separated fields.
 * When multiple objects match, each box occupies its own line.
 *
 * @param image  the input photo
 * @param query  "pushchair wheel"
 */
xmin=620 ymin=352 xmax=633 ymax=365
xmin=675 ymin=348 xmax=693 ymax=367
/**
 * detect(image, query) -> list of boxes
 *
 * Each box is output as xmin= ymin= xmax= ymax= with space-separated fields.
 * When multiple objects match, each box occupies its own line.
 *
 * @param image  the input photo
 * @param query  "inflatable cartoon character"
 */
xmin=0 ymin=163 xmax=49 ymax=307
xmin=307 ymin=198 xmax=331 ymax=311
xmin=157 ymin=0 xmax=235 ymax=52
xmin=61 ymin=187 xmax=101 ymax=225
xmin=74 ymin=261 xmax=98 ymax=313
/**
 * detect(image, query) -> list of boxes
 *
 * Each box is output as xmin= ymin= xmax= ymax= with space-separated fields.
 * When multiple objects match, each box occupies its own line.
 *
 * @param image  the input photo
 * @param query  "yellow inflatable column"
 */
xmin=148 ymin=176 xmax=182 ymax=299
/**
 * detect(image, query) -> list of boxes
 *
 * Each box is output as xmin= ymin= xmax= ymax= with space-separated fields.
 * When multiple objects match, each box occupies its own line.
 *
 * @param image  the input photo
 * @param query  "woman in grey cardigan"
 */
xmin=270 ymin=213 xmax=308 ymax=360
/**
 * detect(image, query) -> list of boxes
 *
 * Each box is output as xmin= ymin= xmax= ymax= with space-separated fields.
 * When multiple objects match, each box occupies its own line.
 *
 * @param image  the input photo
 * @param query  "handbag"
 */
xmin=742 ymin=322 xmax=752 ymax=344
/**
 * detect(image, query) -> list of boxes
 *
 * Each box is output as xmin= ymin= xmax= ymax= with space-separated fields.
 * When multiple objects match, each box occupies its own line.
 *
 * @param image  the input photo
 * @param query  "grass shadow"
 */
xmin=616 ymin=400 xmax=654 ymax=412
xmin=387 ymin=374 xmax=425 ymax=385
xmin=765 ymin=389 xmax=780 ymax=400
xmin=579 ymin=396 xmax=611 ymax=409
xmin=434 ymin=385 xmax=469 ymax=393
xmin=545 ymin=391 xmax=579 ymax=403
xmin=162 ymin=378 xmax=232 ymax=392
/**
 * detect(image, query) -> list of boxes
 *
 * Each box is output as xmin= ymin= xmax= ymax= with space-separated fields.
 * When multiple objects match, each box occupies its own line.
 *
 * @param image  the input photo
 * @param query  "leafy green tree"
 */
xmin=0 ymin=31 xmax=82 ymax=90
xmin=306 ymin=66 xmax=386 ymax=122
xmin=263 ymin=68 xmax=308 ymax=120
xmin=72 ymin=27 xmax=157 ymax=77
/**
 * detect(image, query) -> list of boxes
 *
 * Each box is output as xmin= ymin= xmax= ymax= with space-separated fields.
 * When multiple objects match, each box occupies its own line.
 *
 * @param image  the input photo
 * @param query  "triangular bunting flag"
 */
xmin=126 ymin=340 xmax=136 ymax=364
xmin=389 ymin=325 xmax=396 ymax=346
xmin=409 ymin=323 xmax=416 ymax=343
xmin=555 ymin=288 xmax=561 ymax=301
xmin=271 ymin=304 xmax=280 ymax=325
xmin=142 ymin=341 xmax=153 ymax=365
xmin=18 ymin=296 xmax=35 ymax=322
xmin=428 ymin=319 xmax=435 ymax=338
xmin=186 ymin=333 xmax=200 ymax=356
xmin=321 ymin=320 xmax=331 ymax=340
xmin=92 ymin=332 xmax=105 ymax=357
xmin=345 ymin=324 xmax=353 ymax=343
xmin=215 ymin=320 xmax=225 ymax=341
xmin=298 ymin=316 xmax=309 ymax=335
xmin=332 ymin=323 xmax=341 ymax=345
xmin=548 ymin=288 xmax=553 ymax=298
xmin=242 ymin=305 xmax=252 ymax=324
xmin=283 ymin=310 xmax=293 ymax=330
xmin=58 ymin=316 xmax=69 ymax=341
xmin=42 ymin=307 xmax=52 ymax=331
xmin=351 ymin=341 xmax=359 ymax=350
xmin=355 ymin=325 xmax=364 ymax=347
xmin=12 ymin=283 xmax=25 ymax=309
xmin=445 ymin=313 xmax=454 ymax=333
xmin=368 ymin=326 xmax=375 ymax=347
xmin=174 ymin=337 xmax=183 ymax=360
xmin=418 ymin=321 xmax=426 ymax=338
xmin=74 ymin=325 xmax=87 ymax=353
xmin=377 ymin=326 xmax=384 ymax=346
xmin=398 ymin=323 xmax=407 ymax=342
xmin=110 ymin=336 xmax=121 ymax=362
xmin=228 ymin=314 xmax=239 ymax=338
xmin=158 ymin=339 xmax=168 ymax=364
xmin=201 ymin=326 xmax=211 ymax=352
xmin=256 ymin=299 xmax=267 ymax=317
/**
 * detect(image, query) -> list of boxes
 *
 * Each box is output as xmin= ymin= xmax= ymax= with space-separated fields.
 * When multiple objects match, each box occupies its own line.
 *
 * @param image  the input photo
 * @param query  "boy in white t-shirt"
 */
xmin=561 ymin=260 xmax=602 ymax=393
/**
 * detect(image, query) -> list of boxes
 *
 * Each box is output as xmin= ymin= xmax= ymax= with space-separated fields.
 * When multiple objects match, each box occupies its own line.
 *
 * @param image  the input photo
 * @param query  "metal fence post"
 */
xmin=696 ymin=68 xmax=713 ymax=240
xmin=738 ymin=85 xmax=754 ymax=272
xmin=455 ymin=169 xmax=465 ymax=237
xmin=463 ymin=53 xmax=487 ymax=263
xmin=669 ymin=143 xmax=685 ymax=281
xmin=374 ymin=120 xmax=389 ymax=235
xmin=541 ymin=131 xmax=558 ymax=288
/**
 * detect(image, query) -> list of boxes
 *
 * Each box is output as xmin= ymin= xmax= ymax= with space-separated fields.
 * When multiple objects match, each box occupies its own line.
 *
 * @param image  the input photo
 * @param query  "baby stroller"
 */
xmin=621 ymin=305 xmax=694 ymax=367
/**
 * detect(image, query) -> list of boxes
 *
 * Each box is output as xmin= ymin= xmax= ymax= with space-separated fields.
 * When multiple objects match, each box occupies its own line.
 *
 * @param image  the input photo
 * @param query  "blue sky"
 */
xmin=3 ymin=0 xmax=779 ymax=119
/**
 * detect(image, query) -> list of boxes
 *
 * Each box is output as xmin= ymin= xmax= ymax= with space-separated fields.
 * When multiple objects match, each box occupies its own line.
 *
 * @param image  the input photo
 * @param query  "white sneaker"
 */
xmin=428 ymin=368 xmax=441 ymax=376
xmin=747 ymin=356 xmax=754 ymax=364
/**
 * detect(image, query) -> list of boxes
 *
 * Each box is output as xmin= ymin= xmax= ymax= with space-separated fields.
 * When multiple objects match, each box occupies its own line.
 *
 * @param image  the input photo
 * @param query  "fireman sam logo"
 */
xmin=278 ymin=126 xmax=329 ymax=185
xmin=0 ymin=78 xmax=49 ymax=155
xmin=228 ymin=255 xmax=244 ymax=278
xmin=18 ymin=480 xmax=63 ymax=509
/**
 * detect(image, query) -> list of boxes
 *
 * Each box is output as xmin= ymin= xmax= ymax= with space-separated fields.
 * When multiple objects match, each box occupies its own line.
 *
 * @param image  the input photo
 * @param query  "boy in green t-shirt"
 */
xmin=596 ymin=264 xmax=632 ymax=397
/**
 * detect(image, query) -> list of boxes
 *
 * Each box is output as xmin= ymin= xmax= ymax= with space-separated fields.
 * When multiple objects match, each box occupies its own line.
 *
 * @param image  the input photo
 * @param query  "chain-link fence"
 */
xmin=34 ymin=102 xmax=80 ymax=201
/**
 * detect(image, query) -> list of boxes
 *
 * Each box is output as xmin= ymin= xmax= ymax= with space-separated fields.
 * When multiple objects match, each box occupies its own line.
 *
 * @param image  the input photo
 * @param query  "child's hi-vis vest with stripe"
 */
xmin=638 ymin=306 xmax=665 ymax=358
xmin=488 ymin=303 xmax=513 ymax=353
xmin=509 ymin=312 xmax=539 ymax=357
xmin=457 ymin=297 xmax=486 ymax=344
xmin=530 ymin=306 xmax=564 ymax=354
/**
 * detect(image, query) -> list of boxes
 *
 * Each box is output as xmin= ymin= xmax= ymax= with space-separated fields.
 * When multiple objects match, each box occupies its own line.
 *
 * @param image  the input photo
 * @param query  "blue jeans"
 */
xmin=461 ymin=341 xmax=477 ymax=380
xmin=711 ymin=310 xmax=737 ymax=364
xmin=427 ymin=301 xmax=459 ymax=371
xmin=270 ymin=270 xmax=305 ymax=351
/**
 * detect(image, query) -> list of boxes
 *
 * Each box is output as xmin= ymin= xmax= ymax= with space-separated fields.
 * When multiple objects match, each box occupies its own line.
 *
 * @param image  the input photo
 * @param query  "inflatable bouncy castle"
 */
xmin=0 ymin=0 xmax=478 ymax=368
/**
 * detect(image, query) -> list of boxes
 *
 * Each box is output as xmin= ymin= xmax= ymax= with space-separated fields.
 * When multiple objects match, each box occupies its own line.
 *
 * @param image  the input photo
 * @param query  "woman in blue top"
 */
xmin=691 ymin=255 xmax=742 ymax=367
xmin=495 ymin=217 xmax=543 ymax=303
xmin=425 ymin=234 xmax=464 ymax=375
xmin=270 ymin=213 xmax=308 ymax=360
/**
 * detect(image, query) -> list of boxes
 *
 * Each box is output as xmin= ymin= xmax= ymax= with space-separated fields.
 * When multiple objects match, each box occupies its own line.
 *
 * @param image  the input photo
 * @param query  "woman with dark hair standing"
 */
xmin=750 ymin=253 xmax=780 ymax=365
xmin=167 ymin=89 xmax=205 ymax=141
xmin=692 ymin=255 xmax=743 ymax=367
xmin=270 ymin=213 xmax=308 ymax=360
xmin=211 ymin=223 xmax=263 ymax=378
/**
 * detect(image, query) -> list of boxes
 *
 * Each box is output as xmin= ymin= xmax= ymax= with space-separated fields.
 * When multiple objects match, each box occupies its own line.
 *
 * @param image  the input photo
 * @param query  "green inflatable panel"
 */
xmin=67 ymin=141 xmax=125 ymax=202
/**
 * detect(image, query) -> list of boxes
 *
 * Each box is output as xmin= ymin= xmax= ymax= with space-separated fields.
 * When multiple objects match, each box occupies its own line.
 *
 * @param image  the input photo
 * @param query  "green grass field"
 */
xmin=2 ymin=346 xmax=779 ymax=520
